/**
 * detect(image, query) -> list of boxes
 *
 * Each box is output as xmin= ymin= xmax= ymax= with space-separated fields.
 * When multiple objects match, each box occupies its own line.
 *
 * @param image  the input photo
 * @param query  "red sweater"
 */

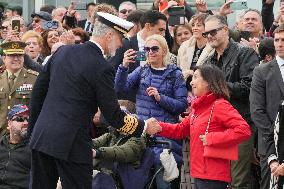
xmin=159 ymin=93 xmax=251 ymax=182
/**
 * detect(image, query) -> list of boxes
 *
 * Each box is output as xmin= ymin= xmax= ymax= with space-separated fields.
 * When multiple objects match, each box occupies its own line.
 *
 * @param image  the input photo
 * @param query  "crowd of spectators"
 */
xmin=0 ymin=0 xmax=284 ymax=188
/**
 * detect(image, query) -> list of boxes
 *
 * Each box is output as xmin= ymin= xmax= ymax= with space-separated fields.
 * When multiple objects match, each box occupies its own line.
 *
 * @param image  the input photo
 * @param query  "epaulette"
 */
xmin=27 ymin=69 xmax=39 ymax=76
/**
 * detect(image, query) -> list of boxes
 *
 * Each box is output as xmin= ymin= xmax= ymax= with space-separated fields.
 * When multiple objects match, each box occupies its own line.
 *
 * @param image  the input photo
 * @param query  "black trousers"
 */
xmin=29 ymin=150 xmax=93 ymax=189
xmin=259 ymin=155 xmax=271 ymax=189
xmin=195 ymin=178 xmax=228 ymax=189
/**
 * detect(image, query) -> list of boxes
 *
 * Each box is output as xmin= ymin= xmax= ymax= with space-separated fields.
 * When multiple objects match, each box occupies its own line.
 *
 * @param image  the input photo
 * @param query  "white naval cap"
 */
xmin=96 ymin=12 xmax=134 ymax=35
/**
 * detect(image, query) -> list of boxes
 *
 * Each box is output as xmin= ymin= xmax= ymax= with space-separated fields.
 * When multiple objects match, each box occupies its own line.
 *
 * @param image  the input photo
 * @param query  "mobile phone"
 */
xmin=11 ymin=19 xmax=20 ymax=32
xmin=168 ymin=6 xmax=186 ymax=26
xmin=41 ymin=21 xmax=59 ymax=30
xmin=230 ymin=0 xmax=248 ymax=10
xmin=74 ymin=2 xmax=87 ymax=10
xmin=136 ymin=51 xmax=146 ymax=61
xmin=239 ymin=31 xmax=251 ymax=41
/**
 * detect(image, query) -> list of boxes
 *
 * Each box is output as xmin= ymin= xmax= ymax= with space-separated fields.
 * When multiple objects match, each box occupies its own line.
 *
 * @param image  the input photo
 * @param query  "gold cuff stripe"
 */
xmin=118 ymin=115 xmax=138 ymax=135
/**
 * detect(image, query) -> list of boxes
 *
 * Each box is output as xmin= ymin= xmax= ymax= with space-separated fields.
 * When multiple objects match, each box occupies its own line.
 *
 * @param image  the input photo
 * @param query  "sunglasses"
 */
xmin=119 ymin=9 xmax=132 ymax=14
xmin=11 ymin=116 xmax=29 ymax=122
xmin=0 ymin=26 xmax=8 ymax=30
xmin=202 ymin=26 xmax=224 ymax=38
xmin=144 ymin=46 xmax=160 ymax=53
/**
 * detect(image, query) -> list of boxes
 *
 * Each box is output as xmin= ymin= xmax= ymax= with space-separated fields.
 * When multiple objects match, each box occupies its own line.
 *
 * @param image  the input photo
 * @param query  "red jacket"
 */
xmin=159 ymin=93 xmax=251 ymax=182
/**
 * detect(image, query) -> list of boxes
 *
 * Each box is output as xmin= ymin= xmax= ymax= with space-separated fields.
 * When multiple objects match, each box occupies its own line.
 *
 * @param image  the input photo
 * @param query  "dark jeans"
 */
xmin=29 ymin=150 xmax=93 ymax=189
xmin=195 ymin=178 xmax=228 ymax=189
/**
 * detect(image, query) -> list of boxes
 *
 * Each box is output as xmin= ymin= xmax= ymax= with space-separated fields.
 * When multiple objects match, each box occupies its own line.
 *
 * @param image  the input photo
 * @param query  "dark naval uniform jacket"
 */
xmin=0 ymin=68 xmax=38 ymax=133
xmin=28 ymin=41 xmax=144 ymax=164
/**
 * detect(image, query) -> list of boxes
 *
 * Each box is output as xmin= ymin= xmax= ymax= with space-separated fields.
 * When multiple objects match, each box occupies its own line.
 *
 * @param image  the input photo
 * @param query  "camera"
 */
xmin=167 ymin=6 xmax=186 ymax=26
xmin=41 ymin=21 xmax=59 ymax=30
xmin=136 ymin=51 xmax=146 ymax=62
xmin=11 ymin=19 xmax=20 ymax=32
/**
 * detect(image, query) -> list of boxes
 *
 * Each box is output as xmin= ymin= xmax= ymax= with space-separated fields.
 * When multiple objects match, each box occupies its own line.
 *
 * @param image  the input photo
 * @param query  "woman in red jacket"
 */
xmin=156 ymin=64 xmax=251 ymax=189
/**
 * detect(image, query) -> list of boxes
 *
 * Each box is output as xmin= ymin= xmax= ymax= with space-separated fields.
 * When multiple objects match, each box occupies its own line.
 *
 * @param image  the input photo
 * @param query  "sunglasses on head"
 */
xmin=119 ymin=9 xmax=132 ymax=14
xmin=144 ymin=46 xmax=160 ymax=53
xmin=11 ymin=116 xmax=29 ymax=122
xmin=202 ymin=26 xmax=224 ymax=38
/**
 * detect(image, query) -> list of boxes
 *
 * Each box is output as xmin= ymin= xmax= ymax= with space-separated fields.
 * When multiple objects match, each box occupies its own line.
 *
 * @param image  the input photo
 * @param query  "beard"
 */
xmin=107 ymin=40 xmax=117 ymax=58
xmin=11 ymin=129 xmax=27 ymax=142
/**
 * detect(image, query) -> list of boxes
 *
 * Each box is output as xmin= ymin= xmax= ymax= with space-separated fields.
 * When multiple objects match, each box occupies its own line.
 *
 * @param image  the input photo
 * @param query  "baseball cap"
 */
xmin=31 ymin=11 xmax=52 ymax=21
xmin=7 ymin=104 xmax=29 ymax=120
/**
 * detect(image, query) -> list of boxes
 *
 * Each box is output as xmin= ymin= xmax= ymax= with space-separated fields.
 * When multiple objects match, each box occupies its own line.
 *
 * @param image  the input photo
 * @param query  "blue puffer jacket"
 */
xmin=115 ymin=63 xmax=188 ymax=123
xmin=115 ymin=63 xmax=188 ymax=165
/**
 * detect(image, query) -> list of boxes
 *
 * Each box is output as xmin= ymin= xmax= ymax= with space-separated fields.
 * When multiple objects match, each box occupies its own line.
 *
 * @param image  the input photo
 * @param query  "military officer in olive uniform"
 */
xmin=0 ymin=41 xmax=38 ymax=135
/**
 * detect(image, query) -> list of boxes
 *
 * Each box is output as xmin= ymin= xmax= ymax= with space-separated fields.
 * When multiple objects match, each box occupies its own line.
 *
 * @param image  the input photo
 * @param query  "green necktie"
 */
xmin=8 ymin=73 xmax=16 ymax=91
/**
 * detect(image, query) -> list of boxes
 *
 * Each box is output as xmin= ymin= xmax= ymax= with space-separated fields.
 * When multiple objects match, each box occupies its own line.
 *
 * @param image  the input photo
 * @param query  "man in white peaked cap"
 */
xmin=28 ymin=12 xmax=161 ymax=189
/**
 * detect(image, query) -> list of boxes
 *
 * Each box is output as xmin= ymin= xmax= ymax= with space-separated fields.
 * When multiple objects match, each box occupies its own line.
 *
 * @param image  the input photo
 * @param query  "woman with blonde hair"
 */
xmin=22 ymin=30 xmax=44 ymax=64
xmin=115 ymin=34 xmax=187 ymax=189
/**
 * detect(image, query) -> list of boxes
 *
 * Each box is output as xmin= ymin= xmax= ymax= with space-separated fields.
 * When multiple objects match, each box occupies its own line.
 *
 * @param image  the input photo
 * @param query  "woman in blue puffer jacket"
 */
xmin=115 ymin=34 xmax=188 ymax=189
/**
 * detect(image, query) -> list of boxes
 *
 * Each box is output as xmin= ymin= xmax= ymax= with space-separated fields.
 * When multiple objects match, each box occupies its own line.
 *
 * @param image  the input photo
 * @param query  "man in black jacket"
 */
xmin=0 ymin=104 xmax=30 ymax=189
xmin=203 ymin=15 xmax=259 ymax=189
xmin=28 ymin=12 xmax=160 ymax=189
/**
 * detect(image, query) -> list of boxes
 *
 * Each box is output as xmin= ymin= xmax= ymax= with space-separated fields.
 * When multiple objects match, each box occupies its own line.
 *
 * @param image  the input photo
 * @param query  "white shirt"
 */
xmin=136 ymin=31 xmax=146 ymax=66
xmin=276 ymin=56 xmax=284 ymax=82
xmin=84 ymin=19 xmax=92 ymax=32
xmin=89 ymin=39 xmax=105 ymax=56
xmin=137 ymin=31 xmax=145 ymax=52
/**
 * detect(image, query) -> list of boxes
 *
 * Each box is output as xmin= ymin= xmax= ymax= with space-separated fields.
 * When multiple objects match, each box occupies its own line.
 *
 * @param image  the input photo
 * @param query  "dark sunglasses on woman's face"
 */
xmin=11 ymin=116 xmax=29 ymax=122
xmin=119 ymin=9 xmax=132 ymax=14
xmin=144 ymin=46 xmax=160 ymax=53
xmin=202 ymin=26 xmax=224 ymax=38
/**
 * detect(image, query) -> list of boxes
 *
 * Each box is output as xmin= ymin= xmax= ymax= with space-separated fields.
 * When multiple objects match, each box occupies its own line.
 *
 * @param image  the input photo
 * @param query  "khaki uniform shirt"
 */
xmin=0 ymin=68 xmax=38 ymax=133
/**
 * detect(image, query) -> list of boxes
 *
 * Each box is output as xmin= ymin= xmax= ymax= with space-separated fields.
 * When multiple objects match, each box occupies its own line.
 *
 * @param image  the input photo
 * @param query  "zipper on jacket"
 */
xmin=1 ymin=150 xmax=10 ymax=182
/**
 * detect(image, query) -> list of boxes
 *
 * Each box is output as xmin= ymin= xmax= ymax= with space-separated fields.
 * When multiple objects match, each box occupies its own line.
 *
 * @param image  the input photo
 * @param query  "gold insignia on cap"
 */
xmin=11 ymin=43 xmax=20 ymax=49
xmin=118 ymin=114 xmax=138 ymax=135
xmin=1 ymin=41 xmax=26 ymax=55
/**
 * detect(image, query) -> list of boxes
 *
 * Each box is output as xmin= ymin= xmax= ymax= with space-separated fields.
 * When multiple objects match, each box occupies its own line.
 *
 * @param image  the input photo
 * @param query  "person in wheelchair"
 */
xmin=92 ymin=101 xmax=148 ymax=189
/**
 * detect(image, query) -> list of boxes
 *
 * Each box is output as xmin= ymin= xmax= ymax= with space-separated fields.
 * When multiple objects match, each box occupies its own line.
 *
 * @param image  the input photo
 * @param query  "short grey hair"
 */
xmin=119 ymin=1 xmax=136 ymax=11
xmin=92 ymin=21 xmax=114 ymax=37
xmin=205 ymin=15 xmax=228 ymax=27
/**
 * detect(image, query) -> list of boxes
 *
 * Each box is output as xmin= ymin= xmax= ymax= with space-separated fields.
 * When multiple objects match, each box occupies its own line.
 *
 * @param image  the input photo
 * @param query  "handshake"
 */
xmin=145 ymin=118 xmax=162 ymax=135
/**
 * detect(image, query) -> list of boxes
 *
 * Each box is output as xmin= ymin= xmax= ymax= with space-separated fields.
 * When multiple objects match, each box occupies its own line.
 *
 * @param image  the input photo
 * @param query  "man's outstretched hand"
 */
xmin=145 ymin=118 xmax=162 ymax=135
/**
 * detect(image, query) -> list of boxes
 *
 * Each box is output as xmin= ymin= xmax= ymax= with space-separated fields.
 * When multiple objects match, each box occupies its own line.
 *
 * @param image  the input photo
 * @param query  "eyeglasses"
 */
xmin=202 ymin=26 xmax=224 ymax=38
xmin=119 ymin=9 xmax=133 ymax=14
xmin=11 ymin=116 xmax=29 ymax=122
xmin=144 ymin=46 xmax=160 ymax=53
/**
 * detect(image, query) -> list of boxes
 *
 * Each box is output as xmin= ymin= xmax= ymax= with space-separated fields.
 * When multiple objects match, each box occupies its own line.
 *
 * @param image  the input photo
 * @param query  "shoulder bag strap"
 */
xmin=205 ymin=100 xmax=217 ymax=135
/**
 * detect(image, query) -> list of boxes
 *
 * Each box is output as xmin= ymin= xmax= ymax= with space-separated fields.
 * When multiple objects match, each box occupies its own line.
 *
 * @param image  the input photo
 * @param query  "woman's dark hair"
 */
xmin=41 ymin=29 xmax=60 ymax=57
xmin=72 ymin=27 xmax=90 ymax=43
xmin=195 ymin=64 xmax=230 ymax=100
